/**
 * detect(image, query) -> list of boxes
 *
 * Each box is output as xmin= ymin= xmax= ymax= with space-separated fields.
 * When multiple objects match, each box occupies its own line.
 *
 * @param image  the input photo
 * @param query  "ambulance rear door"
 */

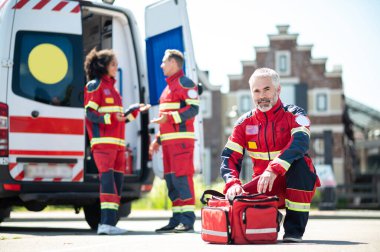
xmin=7 ymin=0 xmax=85 ymax=183
xmin=145 ymin=0 xmax=204 ymax=178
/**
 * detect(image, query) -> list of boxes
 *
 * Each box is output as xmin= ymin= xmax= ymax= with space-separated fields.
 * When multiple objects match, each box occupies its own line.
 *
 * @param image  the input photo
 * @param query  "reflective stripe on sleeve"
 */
xmin=85 ymin=101 xmax=99 ymax=110
xmin=126 ymin=113 xmax=135 ymax=122
xmin=159 ymin=102 xmax=180 ymax=110
xmin=272 ymin=156 xmax=290 ymax=171
xmin=98 ymin=106 xmax=123 ymax=113
xmin=291 ymin=126 xmax=310 ymax=137
xmin=285 ymin=199 xmax=310 ymax=212
xmin=104 ymin=114 xmax=111 ymax=125
xmin=185 ymin=99 xmax=200 ymax=106
xmin=225 ymin=140 xmax=244 ymax=155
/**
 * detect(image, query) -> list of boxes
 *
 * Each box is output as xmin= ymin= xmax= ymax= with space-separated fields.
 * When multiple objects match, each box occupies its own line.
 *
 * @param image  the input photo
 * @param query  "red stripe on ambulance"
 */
xmin=12 ymin=0 xmax=28 ymax=9
xmin=33 ymin=0 xmax=50 ymax=9
xmin=10 ymin=116 xmax=84 ymax=135
xmin=52 ymin=0 xmax=67 ymax=11
xmin=9 ymin=150 xmax=84 ymax=156
xmin=0 ymin=0 xmax=9 ymax=10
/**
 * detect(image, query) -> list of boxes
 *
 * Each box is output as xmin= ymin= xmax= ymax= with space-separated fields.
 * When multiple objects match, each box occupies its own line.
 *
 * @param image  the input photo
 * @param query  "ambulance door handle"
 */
xmin=31 ymin=110 xmax=39 ymax=118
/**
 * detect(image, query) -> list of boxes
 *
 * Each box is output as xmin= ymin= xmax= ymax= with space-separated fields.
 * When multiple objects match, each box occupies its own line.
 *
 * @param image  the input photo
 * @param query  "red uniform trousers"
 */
xmin=243 ymin=156 xmax=319 ymax=237
xmin=93 ymin=149 xmax=126 ymax=226
xmin=162 ymin=142 xmax=195 ymax=227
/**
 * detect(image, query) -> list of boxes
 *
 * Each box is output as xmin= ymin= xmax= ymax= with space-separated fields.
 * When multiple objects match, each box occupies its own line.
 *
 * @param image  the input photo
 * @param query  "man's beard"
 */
xmin=256 ymin=96 xmax=278 ymax=112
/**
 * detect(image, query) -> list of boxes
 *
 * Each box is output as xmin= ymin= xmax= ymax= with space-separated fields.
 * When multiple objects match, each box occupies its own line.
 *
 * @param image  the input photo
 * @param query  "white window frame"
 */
xmin=236 ymin=90 xmax=252 ymax=113
xmin=275 ymin=50 xmax=291 ymax=76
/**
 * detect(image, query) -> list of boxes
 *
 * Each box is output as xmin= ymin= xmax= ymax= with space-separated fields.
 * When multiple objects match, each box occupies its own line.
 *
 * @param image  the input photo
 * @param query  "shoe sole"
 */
xmin=155 ymin=229 xmax=176 ymax=233
xmin=174 ymin=229 xmax=194 ymax=233
xmin=283 ymin=237 xmax=302 ymax=243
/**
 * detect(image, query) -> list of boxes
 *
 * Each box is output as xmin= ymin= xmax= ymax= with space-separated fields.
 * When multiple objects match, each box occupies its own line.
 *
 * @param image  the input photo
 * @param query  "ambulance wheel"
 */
xmin=0 ymin=207 xmax=11 ymax=223
xmin=84 ymin=201 xmax=101 ymax=230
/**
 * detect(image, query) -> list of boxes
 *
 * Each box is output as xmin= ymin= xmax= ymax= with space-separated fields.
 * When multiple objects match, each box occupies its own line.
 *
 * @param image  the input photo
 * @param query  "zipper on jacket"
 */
xmin=264 ymin=113 xmax=271 ymax=160
xmin=272 ymin=121 xmax=276 ymax=147
xmin=258 ymin=125 xmax=262 ymax=149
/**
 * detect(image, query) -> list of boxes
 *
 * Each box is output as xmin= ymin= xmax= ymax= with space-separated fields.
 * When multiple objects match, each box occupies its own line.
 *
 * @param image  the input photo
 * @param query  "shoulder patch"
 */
xmin=295 ymin=115 xmax=311 ymax=127
xmin=187 ymin=89 xmax=198 ymax=99
xmin=284 ymin=104 xmax=307 ymax=116
xmin=235 ymin=111 xmax=254 ymax=126
xmin=86 ymin=79 xmax=101 ymax=92
xmin=179 ymin=76 xmax=195 ymax=89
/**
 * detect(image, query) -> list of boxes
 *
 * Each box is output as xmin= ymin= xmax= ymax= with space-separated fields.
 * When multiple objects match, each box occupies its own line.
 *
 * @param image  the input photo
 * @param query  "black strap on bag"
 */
xmin=200 ymin=189 xmax=225 ymax=204
xmin=234 ymin=193 xmax=279 ymax=203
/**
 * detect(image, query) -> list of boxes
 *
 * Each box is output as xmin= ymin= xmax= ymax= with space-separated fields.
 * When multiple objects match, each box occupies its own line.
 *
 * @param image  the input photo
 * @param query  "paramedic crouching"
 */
xmin=221 ymin=68 xmax=320 ymax=242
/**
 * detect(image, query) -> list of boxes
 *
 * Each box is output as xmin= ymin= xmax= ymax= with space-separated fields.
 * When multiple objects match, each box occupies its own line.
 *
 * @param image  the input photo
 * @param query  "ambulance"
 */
xmin=0 ymin=0 xmax=202 ymax=229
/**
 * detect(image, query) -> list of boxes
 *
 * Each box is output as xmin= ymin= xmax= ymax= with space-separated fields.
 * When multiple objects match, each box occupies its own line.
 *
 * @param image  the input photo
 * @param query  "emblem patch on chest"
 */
xmin=246 ymin=125 xmax=258 ymax=135
xmin=248 ymin=141 xmax=257 ymax=149
xmin=105 ymin=97 xmax=114 ymax=104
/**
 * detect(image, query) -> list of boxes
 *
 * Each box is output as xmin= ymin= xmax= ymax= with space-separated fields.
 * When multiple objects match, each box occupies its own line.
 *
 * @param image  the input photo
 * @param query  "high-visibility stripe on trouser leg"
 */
xmin=99 ymin=170 xmax=120 ymax=226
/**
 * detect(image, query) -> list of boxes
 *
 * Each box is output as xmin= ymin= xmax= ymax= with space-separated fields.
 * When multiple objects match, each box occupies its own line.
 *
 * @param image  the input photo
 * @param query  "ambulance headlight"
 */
xmin=102 ymin=0 xmax=115 ymax=4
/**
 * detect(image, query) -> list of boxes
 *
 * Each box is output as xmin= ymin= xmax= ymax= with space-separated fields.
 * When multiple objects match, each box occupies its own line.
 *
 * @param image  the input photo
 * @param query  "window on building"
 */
xmin=316 ymin=93 xmax=328 ymax=112
xmin=239 ymin=94 xmax=252 ymax=113
xmin=275 ymin=51 xmax=291 ymax=76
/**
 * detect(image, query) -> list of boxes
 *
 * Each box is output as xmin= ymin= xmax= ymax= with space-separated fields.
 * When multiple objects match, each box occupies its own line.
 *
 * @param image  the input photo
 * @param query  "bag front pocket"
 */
xmin=241 ymin=205 xmax=278 ymax=243
xmin=201 ymin=206 xmax=231 ymax=244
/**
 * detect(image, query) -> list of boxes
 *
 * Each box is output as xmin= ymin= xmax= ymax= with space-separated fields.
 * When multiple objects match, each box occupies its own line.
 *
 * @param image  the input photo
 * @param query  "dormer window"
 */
xmin=275 ymin=50 xmax=291 ymax=76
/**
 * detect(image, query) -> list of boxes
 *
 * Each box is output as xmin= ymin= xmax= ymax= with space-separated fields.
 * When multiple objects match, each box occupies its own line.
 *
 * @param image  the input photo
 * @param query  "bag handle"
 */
xmin=233 ymin=193 xmax=264 ymax=200
xmin=200 ymin=189 xmax=225 ymax=204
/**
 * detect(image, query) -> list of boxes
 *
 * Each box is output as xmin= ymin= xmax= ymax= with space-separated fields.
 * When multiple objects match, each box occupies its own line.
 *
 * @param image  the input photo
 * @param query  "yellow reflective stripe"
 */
xmin=160 ymin=132 xmax=195 ymax=141
xmin=185 ymin=99 xmax=200 ymax=106
xmin=272 ymin=157 xmax=291 ymax=171
xmin=225 ymin=140 xmax=244 ymax=155
xmin=104 ymin=114 xmax=111 ymax=125
xmin=91 ymin=137 xmax=125 ymax=147
xmin=291 ymin=126 xmax=310 ymax=137
xmin=159 ymin=102 xmax=180 ymax=110
xmin=98 ymin=106 xmax=123 ymax=113
xmin=85 ymin=101 xmax=99 ymax=110
xmin=126 ymin=113 xmax=135 ymax=122
xmin=172 ymin=205 xmax=195 ymax=213
xmin=172 ymin=111 xmax=182 ymax=123
xmin=101 ymin=202 xmax=119 ymax=210
xmin=181 ymin=205 xmax=195 ymax=212
xmin=285 ymin=199 xmax=310 ymax=212
xmin=172 ymin=206 xmax=182 ymax=213
xmin=247 ymin=150 xmax=281 ymax=160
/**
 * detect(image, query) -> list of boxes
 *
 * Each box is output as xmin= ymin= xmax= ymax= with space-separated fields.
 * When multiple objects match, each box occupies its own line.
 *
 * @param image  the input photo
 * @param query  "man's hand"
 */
xmin=226 ymin=184 xmax=245 ymax=200
xmin=257 ymin=170 xmax=277 ymax=193
xmin=139 ymin=103 xmax=151 ymax=113
xmin=150 ymin=113 xmax=168 ymax=124
xmin=149 ymin=139 xmax=160 ymax=156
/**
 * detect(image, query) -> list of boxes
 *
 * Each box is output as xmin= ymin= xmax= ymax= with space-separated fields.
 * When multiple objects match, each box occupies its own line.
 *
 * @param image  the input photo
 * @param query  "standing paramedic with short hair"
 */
xmin=221 ymin=68 xmax=320 ymax=242
xmin=84 ymin=48 xmax=150 ymax=235
xmin=149 ymin=49 xmax=200 ymax=233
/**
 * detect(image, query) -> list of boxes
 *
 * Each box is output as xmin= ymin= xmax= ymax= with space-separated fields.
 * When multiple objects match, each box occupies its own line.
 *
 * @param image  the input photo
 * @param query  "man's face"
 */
xmin=160 ymin=54 xmax=177 ymax=77
xmin=250 ymin=76 xmax=280 ymax=112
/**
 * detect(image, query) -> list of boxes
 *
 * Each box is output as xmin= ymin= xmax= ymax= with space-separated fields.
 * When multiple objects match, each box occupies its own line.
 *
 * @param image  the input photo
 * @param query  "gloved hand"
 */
xmin=225 ymin=183 xmax=245 ymax=201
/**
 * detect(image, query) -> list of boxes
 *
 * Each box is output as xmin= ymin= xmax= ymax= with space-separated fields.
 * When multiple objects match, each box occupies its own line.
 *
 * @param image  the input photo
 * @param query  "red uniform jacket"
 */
xmin=157 ymin=70 xmax=199 ymax=146
xmin=221 ymin=98 xmax=319 ymax=192
xmin=84 ymin=75 xmax=139 ymax=150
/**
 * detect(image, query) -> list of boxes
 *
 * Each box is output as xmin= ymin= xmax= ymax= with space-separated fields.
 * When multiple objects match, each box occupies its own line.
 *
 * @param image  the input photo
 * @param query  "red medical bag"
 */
xmin=200 ymin=190 xmax=281 ymax=244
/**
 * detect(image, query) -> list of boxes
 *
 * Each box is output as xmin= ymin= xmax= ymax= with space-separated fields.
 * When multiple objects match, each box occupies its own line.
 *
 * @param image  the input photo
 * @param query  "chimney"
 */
xmin=277 ymin=25 xmax=290 ymax=35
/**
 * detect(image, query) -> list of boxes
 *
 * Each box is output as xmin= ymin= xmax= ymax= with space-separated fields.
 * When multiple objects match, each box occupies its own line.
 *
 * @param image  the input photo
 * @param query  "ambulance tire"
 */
xmin=0 ymin=207 xmax=11 ymax=223
xmin=83 ymin=200 xmax=120 ymax=230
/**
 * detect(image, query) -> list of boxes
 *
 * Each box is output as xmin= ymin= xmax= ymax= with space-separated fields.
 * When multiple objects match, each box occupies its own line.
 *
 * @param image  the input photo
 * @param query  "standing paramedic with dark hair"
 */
xmin=84 ymin=48 xmax=150 ymax=235
xmin=149 ymin=49 xmax=200 ymax=233
xmin=221 ymin=68 xmax=320 ymax=242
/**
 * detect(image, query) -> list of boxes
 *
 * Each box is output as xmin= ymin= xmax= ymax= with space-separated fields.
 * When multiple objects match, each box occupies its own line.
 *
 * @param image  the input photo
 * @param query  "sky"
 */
xmin=115 ymin=0 xmax=380 ymax=111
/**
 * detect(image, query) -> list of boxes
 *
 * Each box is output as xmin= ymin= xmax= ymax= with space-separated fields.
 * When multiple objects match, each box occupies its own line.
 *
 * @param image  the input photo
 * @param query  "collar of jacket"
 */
xmin=101 ymin=75 xmax=116 ymax=86
xmin=165 ymin=69 xmax=185 ymax=87
xmin=254 ymin=98 xmax=284 ymax=122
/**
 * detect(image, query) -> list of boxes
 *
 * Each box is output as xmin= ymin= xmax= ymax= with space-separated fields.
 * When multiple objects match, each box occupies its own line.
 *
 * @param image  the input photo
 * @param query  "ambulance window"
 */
xmin=12 ymin=31 xmax=84 ymax=107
